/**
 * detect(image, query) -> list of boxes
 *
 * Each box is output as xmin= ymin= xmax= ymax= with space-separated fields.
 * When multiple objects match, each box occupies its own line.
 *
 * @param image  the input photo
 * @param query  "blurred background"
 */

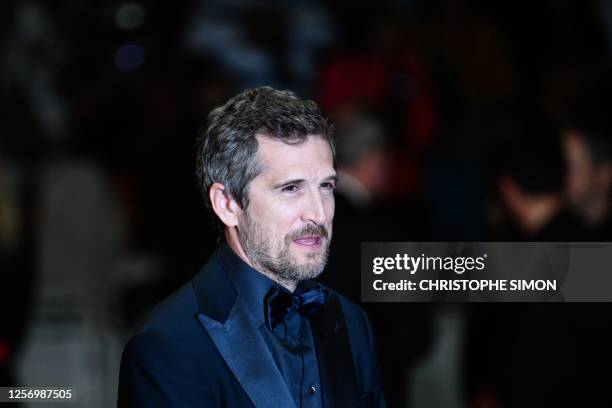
xmin=1 ymin=0 xmax=612 ymax=406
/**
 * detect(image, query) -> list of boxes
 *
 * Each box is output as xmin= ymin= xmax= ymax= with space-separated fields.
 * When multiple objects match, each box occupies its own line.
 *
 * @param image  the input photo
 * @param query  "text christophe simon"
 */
xmin=371 ymin=253 xmax=557 ymax=292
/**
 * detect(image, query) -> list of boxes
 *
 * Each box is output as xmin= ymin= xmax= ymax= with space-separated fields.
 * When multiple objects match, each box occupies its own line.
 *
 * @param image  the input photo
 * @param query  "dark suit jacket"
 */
xmin=118 ymin=245 xmax=386 ymax=407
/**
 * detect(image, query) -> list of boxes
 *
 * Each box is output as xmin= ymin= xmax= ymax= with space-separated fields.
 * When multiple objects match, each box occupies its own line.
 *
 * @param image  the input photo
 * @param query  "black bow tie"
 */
xmin=264 ymin=283 xmax=329 ymax=330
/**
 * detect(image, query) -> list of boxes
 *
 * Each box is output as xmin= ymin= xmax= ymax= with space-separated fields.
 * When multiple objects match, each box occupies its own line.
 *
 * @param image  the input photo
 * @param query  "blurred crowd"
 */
xmin=1 ymin=0 xmax=612 ymax=407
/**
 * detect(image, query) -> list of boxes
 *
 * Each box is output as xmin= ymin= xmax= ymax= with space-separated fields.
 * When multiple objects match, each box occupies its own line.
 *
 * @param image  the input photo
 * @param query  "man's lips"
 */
xmin=293 ymin=236 xmax=322 ymax=246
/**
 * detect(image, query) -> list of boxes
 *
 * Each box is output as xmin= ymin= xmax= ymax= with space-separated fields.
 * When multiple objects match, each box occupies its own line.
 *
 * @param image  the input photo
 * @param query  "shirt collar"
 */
xmin=217 ymin=241 xmax=284 ymax=328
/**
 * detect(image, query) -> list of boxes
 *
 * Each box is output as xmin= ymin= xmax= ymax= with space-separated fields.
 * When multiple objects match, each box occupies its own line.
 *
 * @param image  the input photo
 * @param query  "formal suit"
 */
xmin=118 ymin=242 xmax=386 ymax=407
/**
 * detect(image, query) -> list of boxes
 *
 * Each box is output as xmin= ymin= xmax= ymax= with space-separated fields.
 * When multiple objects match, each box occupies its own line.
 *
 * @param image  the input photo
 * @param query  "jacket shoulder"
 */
xmin=135 ymin=281 xmax=199 ymax=336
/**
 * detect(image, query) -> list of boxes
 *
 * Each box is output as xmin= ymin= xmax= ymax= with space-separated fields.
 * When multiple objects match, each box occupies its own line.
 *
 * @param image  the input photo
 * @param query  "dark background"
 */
xmin=1 ymin=0 xmax=612 ymax=406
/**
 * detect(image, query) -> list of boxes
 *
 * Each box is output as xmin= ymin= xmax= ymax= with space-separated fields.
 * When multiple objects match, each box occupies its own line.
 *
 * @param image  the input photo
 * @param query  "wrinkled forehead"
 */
xmin=254 ymin=134 xmax=335 ymax=174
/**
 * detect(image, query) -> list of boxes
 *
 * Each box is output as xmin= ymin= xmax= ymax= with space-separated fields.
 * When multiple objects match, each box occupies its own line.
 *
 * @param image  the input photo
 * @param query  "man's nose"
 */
xmin=302 ymin=189 xmax=327 ymax=225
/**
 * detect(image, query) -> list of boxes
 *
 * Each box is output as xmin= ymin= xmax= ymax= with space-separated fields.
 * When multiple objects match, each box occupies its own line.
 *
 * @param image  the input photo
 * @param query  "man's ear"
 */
xmin=209 ymin=183 xmax=242 ymax=227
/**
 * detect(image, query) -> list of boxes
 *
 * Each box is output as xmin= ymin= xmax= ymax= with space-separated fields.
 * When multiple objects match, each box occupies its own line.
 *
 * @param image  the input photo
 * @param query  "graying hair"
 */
xmin=196 ymin=86 xmax=335 ymax=231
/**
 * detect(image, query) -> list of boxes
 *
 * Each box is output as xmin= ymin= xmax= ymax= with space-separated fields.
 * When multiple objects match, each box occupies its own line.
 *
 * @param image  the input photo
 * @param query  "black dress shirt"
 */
xmin=220 ymin=243 xmax=324 ymax=408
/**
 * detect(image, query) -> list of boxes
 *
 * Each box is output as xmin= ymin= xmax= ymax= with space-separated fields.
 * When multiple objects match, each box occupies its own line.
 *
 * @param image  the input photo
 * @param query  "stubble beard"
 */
xmin=238 ymin=211 xmax=331 ymax=287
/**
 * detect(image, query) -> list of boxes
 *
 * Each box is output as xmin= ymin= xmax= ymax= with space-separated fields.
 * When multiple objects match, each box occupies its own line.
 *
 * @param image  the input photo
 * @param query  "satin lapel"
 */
xmin=198 ymin=299 xmax=296 ymax=408
xmin=310 ymin=293 xmax=360 ymax=407
xmin=192 ymin=250 xmax=296 ymax=408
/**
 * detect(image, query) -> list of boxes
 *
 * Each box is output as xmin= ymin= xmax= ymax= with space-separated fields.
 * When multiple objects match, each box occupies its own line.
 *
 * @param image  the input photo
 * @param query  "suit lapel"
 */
xmin=310 ymin=292 xmax=360 ymax=407
xmin=193 ymin=251 xmax=296 ymax=408
xmin=198 ymin=303 xmax=296 ymax=408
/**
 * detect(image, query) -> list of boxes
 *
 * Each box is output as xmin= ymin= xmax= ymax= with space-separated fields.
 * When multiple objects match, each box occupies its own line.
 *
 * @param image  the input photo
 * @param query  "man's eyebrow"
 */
xmin=273 ymin=178 xmax=305 ymax=189
xmin=322 ymin=174 xmax=338 ymax=183
xmin=272 ymin=174 xmax=337 ymax=189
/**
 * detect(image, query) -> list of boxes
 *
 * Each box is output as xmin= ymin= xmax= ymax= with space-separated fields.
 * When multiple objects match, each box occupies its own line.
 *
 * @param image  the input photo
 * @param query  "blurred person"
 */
xmin=315 ymin=11 xmax=438 ymax=200
xmin=466 ymin=117 xmax=612 ymax=408
xmin=323 ymin=114 xmax=391 ymax=301
xmin=335 ymin=116 xmax=389 ymax=210
xmin=563 ymin=124 xmax=612 ymax=240
xmin=320 ymin=114 xmax=432 ymax=408
xmin=321 ymin=113 xmax=402 ymax=298
xmin=118 ymin=87 xmax=386 ymax=407
xmin=495 ymin=117 xmax=584 ymax=240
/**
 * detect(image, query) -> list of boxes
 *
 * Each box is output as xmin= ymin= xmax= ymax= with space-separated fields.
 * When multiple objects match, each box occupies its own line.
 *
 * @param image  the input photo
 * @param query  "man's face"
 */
xmin=237 ymin=135 xmax=336 ymax=286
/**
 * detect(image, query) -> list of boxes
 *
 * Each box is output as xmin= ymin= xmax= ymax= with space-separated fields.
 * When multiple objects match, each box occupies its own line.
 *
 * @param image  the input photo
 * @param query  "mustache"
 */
xmin=287 ymin=224 xmax=329 ymax=241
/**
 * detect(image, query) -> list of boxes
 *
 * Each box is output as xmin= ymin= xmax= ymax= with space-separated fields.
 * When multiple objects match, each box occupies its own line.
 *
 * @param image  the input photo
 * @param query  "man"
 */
xmin=118 ymin=87 xmax=385 ymax=407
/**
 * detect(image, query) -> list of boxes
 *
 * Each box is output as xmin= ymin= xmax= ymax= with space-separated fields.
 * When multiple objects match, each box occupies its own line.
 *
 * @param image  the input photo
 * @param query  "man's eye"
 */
xmin=281 ymin=185 xmax=298 ymax=193
xmin=321 ymin=182 xmax=336 ymax=190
